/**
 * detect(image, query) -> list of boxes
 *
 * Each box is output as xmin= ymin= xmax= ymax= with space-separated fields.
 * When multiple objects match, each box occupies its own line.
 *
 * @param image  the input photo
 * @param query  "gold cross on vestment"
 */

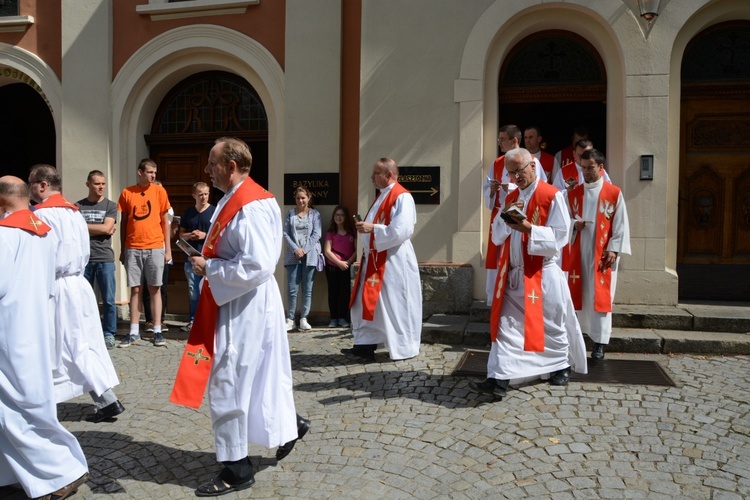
xmin=186 ymin=348 xmax=211 ymax=365
xmin=366 ymin=275 xmax=380 ymax=288
xmin=28 ymin=216 xmax=43 ymax=231
xmin=527 ymin=289 xmax=539 ymax=304
xmin=569 ymin=271 xmax=580 ymax=284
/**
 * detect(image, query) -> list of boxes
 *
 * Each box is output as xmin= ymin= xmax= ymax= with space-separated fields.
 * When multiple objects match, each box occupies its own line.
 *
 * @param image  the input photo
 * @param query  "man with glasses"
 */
xmin=564 ymin=149 xmax=630 ymax=362
xmin=483 ymin=125 xmax=547 ymax=305
xmin=472 ymin=148 xmax=587 ymax=399
xmin=29 ymin=165 xmax=124 ymax=423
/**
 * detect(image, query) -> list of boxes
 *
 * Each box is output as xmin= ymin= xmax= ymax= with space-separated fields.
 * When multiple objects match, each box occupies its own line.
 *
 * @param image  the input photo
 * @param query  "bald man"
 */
xmin=0 ymin=176 xmax=89 ymax=499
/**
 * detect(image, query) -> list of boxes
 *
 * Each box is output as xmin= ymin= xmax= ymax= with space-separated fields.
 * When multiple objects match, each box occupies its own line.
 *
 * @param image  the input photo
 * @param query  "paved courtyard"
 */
xmin=3 ymin=329 xmax=749 ymax=499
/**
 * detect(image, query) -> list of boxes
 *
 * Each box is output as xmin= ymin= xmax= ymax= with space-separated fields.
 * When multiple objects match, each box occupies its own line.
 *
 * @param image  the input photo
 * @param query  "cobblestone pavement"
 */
xmin=3 ymin=329 xmax=749 ymax=499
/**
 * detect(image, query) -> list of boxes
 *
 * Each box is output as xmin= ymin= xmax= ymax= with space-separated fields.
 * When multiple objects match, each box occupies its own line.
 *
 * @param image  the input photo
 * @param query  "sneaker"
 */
xmin=104 ymin=335 xmax=116 ymax=350
xmin=338 ymin=318 xmax=350 ymax=328
xmin=153 ymin=332 xmax=166 ymax=347
xmin=161 ymin=324 xmax=169 ymax=333
xmin=299 ymin=318 xmax=312 ymax=330
xmin=181 ymin=321 xmax=193 ymax=332
xmin=118 ymin=334 xmax=141 ymax=348
xmin=285 ymin=318 xmax=295 ymax=332
xmin=145 ymin=321 xmax=154 ymax=332
xmin=328 ymin=319 xmax=339 ymax=328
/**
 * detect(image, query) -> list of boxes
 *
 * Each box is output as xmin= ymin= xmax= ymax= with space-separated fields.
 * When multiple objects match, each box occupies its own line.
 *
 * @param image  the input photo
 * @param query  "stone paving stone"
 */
xmin=3 ymin=336 xmax=750 ymax=499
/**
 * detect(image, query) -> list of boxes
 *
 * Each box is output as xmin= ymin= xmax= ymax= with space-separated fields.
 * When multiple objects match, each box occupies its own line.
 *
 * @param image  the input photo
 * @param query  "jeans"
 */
xmin=84 ymin=261 xmax=117 ymax=337
xmin=184 ymin=262 xmax=202 ymax=322
xmin=286 ymin=262 xmax=315 ymax=320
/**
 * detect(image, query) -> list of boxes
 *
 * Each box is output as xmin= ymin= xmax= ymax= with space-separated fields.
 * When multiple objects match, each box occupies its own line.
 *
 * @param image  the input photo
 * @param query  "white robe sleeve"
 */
xmin=606 ymin=191 xmax=631 ymax=255
xmin=205 ymin=202 xmax=279 ymax=307
xmin=372 ymin=192 xmax=416 ymax=252
xmin=527 ymin=192 xmax=571 ymax=258
xmin=490 ymin=212 xmax=512 ymax=246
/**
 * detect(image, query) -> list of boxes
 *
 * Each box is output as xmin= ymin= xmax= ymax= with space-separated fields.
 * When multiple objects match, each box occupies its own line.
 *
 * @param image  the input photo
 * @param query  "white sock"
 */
xmin=153 ymin=325 xmax=162 ymax=334
xmin=130 ymin=324 xmax=139 ymax=336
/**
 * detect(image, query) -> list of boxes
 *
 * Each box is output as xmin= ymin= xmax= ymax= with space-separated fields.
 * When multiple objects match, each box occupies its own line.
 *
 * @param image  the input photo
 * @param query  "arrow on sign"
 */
xmin=410 ymin=186 xmax=439 ymax=196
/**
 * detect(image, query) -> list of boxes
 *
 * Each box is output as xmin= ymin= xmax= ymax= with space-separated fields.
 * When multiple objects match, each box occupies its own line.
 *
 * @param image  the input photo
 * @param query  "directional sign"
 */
xmin=397 ymin=166 xmax=440 ymax=205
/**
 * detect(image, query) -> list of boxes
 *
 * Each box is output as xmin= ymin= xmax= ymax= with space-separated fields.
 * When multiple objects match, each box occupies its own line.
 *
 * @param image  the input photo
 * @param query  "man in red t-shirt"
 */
xmin=117 ymin=159 xmax=172 ymax=348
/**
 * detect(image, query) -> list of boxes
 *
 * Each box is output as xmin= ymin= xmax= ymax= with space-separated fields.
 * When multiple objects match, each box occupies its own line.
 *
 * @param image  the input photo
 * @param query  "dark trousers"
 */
xmin=325 ymin=265 xmax=351 ymax=321
xmin=143 ymin=263 xmax=170 ymax=323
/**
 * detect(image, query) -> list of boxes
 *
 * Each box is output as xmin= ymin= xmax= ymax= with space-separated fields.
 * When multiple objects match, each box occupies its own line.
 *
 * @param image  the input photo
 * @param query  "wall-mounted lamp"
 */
xmin=640 ymin=155 xmax=654 ymax=180
xmin=638 ymin=0 xmax=661 ymax=23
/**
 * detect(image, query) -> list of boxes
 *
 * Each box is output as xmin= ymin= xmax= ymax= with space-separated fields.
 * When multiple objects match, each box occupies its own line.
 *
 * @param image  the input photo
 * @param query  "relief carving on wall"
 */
xmin=690 ymin=116 xmax=750 ymax=149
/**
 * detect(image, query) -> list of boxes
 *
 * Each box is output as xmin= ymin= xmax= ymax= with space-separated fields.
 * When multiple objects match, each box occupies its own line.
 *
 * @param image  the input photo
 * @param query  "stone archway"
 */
xmin=497 ymin=30 xmax=607 ymax=158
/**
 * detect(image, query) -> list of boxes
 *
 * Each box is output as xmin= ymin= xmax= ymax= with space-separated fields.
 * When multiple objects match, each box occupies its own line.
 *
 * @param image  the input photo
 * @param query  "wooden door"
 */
xmin=678 ymin=98 xmax=750 ymax=301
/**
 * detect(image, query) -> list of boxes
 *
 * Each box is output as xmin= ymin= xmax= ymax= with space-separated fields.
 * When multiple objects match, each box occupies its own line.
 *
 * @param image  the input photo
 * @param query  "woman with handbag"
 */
xmin=283 ymin=186 xmax=322 ymax=331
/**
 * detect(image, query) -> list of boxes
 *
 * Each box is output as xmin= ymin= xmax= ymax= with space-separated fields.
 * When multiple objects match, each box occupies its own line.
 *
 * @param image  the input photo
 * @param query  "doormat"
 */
xmin=452 ymin=349 xmax=676 ymax=387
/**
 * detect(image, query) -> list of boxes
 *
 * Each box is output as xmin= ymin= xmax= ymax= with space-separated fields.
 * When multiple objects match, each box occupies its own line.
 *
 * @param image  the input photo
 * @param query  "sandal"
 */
xmin=195 ymin=474 xmax=255 ymax=497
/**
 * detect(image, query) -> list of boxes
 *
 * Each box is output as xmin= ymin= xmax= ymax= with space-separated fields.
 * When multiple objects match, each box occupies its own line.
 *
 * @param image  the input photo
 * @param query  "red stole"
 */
xmin=35 ymin=193 xmax=79 ymax=211
xmin=0 ymin=209 xmax=51 ymax=235
xmin=560 ymin=162 xmax=580 ymax=188
xmin=170 ymin=178 xmax=274 ymax=408
xmin=537 ymin=151 xmax=555 ymax=180
xmin=486 ymin=155 xmax=506 ymax=269
xmin=489 ymin=181 xmax=557 ymax=352
xmin=349 ymin=182 xmax=409 ymax=321
xmin=558 ymin=146 xmax=574 ymax=168
xmin=565 ymin=182 xmax=621 ymax=312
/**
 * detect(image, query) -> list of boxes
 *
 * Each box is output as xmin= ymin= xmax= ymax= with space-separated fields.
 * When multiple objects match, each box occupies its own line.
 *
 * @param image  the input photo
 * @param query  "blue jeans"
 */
xmin=184 ymin=262 xmax=202 ymax=322
xmin=84 ymin=261 xmax=117 ymax=338
xmin=286 ymin=263 xmax=315 ymax=319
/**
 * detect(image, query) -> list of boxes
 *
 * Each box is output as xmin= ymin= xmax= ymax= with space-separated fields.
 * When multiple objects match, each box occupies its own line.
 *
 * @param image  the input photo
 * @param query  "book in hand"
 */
xmin=175 ymin=238 xmax=201 ymax=258
xmin=565 ymin=177 xmax=578 ymax=189
xmin=500 ymin=205 xmax=526 ymax=224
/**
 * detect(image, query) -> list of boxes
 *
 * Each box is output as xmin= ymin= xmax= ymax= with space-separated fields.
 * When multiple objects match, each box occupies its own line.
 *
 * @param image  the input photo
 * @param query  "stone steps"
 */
xmin=424 ymin=306 xmax=750 ymax=355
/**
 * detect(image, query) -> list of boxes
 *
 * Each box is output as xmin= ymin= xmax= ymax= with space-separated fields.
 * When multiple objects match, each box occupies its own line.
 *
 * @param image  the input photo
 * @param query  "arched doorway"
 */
xmin=678 ymin=22 xmax=750 ymax=302
xmin=497 ymin=30 xmax=607 ymax=158
xmin=0 ymin=82 xmax=55 ymax=178
xmin=145 ymin=70 xmax=269 ymax=312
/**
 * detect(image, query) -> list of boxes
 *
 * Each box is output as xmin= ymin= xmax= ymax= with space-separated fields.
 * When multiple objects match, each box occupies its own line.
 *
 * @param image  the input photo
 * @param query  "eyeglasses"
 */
xmin=506 ymin=161 xmax=534 ymax=177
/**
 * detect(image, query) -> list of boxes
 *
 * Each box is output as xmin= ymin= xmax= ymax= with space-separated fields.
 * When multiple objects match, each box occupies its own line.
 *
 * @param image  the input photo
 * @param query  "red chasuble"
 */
xmin=349 ymin=182 xmax=409 ymax=321
xmin=34 ymin=193 xmax=79 ymax=211
xmin=0 ymin=209 xmax=51 ymax=235
xmin=560 ymin=161 xmax=580 ymax=188
xmin=489 ymin=181 xmax=557 ymax=352
xmin=170 ymin=178 xmax=274 ymax=408
xmin=485 ymin=155 xmax=506 ymax=270
xmin=537 ymin=151 xmax=555 ymax=180
xmin=565 ymin=182 xmax=621 ymax=312
xmin=558 ymin=146 xmax=574 ymax=169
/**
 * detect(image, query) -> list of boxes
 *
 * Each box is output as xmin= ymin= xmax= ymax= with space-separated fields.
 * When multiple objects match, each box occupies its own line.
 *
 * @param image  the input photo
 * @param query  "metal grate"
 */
xmin=453 ymin=349 xmax=676 ymax=387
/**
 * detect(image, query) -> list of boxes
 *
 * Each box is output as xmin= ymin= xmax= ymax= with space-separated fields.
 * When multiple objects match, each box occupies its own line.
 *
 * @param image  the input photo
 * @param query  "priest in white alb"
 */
xmin=28 ymin=165 xmax=124 ymax=423
xmin=0 ymin=176 xmax=89 ymax=499
xmin=343 ymin=157 xmax=422 ymax=361
xmin=564 ymin=149 xmax=630 ymax=362
xmin=171 ymin=137 xmax=309 ymax=497
xmin=471 ymin=149 xmax=587 ymax=399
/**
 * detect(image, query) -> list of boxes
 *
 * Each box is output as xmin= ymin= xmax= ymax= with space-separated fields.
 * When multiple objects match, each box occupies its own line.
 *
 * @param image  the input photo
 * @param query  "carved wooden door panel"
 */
xmin=678 ymin=98 xmax=750 ymax=300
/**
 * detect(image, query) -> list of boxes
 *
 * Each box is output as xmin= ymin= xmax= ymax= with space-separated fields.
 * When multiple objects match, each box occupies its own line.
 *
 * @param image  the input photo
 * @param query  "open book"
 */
xmin=500 ymin=205 xmax=526 ymax=224
xmin=175 ymin=238 xmax=202 ymax=258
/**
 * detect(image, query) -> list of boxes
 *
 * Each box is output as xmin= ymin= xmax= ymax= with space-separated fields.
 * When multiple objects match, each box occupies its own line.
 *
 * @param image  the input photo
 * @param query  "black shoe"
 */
xmin=340 ymin=344 xmax=376 ymax=360
xmin=85 ymin=400 xmax=125 ymax=423
xmin=276 ymin=414 xmax=311 ymax=461
xmin=469 ymin=378 xmax=508 ymax=398
xmin=591 ymin=343 xmax=606 ymax=362
xmin=550 ymin=367 xmax=571 ymax=386
xmin=195 ymin=472 xmax=255 ymax=497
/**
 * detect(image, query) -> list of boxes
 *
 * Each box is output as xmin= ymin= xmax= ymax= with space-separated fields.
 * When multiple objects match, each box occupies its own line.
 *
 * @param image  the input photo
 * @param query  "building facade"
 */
xmin=1 ymin=0 xmax=748 ymax=315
